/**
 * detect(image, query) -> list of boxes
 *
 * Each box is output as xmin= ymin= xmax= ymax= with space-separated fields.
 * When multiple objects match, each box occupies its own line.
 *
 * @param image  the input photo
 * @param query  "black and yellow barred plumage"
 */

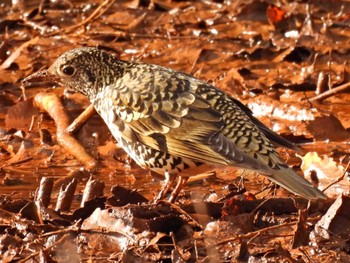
xmin=24 ymin=47 xmax=327 ymax=201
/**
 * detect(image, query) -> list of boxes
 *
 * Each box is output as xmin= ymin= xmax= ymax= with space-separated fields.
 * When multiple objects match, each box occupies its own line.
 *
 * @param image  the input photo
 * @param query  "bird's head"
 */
xmin=23 ymin=47 xmax=124 ymax=99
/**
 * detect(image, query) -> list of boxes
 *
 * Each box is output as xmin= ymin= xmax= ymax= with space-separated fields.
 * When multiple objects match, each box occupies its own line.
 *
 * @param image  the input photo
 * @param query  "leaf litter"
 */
xmin=0 ymin=0 xmax=350 ymax=262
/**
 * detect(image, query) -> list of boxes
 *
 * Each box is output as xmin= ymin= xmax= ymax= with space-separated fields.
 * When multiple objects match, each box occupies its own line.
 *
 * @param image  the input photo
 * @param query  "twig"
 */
xmin=18 ymin=234 xmax=72 ymax=263
xmin=6 ymin=157 xmax=33 ymax=166
xmin=66 ymin=104 xmax=96 ymax=134
xmin=0 ymin=37 xmax=39 ymax=69
xmin=40 ymin=223 xmax=136 ymax=242
xmin=215 ymin=221 xmax=297 ymax=246
xmin=308 ymin=81 xmax=350 ymax=102
xmin=86 ymin=31 xmax=242 ymax=41
xmin=61 ymin=0 xmax=116 ymax=34
xmin=166 ymin=201 xmax=203 ymax=229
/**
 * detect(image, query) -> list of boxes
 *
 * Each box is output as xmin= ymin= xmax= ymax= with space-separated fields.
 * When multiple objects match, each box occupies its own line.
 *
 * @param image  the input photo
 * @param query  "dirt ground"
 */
xmin=0 ymin=0 xmax=350 ymax=262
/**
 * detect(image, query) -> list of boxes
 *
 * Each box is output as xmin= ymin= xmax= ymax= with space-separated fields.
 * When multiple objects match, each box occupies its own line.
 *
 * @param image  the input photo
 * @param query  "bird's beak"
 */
xmin=22 ymin=70 xmax=59 ymax=87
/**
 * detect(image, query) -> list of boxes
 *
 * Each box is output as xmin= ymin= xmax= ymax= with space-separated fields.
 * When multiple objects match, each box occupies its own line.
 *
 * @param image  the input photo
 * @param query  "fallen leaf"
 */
xmin=313 ymin=193 xmax=350 ymax=239
xmin=300 ymin=152 xmax=344 ymax=181
xmin=5 ymin=99 xmax=38 ymax=131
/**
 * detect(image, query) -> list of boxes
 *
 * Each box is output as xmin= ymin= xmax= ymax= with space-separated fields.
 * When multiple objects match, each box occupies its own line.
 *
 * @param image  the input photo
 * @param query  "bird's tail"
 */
xmin=267 ymin=164 xmax=327 ymax=200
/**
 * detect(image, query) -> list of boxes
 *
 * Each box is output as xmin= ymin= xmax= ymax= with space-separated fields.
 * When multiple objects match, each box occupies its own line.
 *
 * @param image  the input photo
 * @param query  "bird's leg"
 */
xmin=154 ymin=171 xmax=177 ymax=202
xmin=167 ymin=176 xmax=189 ymax=203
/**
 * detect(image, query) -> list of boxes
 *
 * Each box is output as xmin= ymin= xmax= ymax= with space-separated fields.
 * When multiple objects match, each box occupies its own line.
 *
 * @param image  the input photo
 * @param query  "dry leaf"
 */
xmin=300 ymin=152 xmax=344 ymax=181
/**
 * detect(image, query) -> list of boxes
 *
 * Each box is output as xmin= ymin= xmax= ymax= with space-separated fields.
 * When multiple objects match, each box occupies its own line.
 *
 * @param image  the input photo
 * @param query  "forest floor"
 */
xmin=0 ymin=0 xmax=350 ymax=262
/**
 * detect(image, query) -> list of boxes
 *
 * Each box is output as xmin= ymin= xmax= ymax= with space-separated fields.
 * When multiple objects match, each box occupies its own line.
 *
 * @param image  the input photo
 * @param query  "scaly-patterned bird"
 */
xmin=23 ymin=47 xmax=327 ymax=202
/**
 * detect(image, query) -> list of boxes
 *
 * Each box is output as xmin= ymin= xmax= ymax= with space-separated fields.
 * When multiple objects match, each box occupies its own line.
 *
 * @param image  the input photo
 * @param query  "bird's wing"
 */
xmin=109 ymin=64 xmax=270 ymax=171
xmin=227 ymin=96 xmax=299 ymax=150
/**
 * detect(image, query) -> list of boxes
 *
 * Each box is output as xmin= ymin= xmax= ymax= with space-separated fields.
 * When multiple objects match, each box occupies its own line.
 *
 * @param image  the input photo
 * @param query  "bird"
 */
xmin=23 ymin=47 xmax=327 ymax=202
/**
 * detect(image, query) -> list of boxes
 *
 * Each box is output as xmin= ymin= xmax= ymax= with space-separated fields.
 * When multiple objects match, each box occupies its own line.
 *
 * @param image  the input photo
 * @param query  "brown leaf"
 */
xmin=5 ymin=140 xmax=32 ymax=166
xmin=306 ymin=114 xmax=350 ymax=141
xmin=5 ymin=99 xmax=38 ymax=131
xmin=0 ymin=37 xmax=39 ymax=70
xmin=300 ymin=152 xmax=344 ymax=181
xmin=292 ymin=206 xmax=309 ymax=248
xmin=266 ymin=5 xmax=286 ymax=25
xmin=314 ymin=193 xmax=350 ymax=239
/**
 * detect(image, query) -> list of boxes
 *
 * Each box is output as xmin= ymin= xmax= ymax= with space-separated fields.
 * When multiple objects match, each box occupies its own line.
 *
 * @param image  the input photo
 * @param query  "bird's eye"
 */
xmin=62 ymin=65 xmax=76 ymax=76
